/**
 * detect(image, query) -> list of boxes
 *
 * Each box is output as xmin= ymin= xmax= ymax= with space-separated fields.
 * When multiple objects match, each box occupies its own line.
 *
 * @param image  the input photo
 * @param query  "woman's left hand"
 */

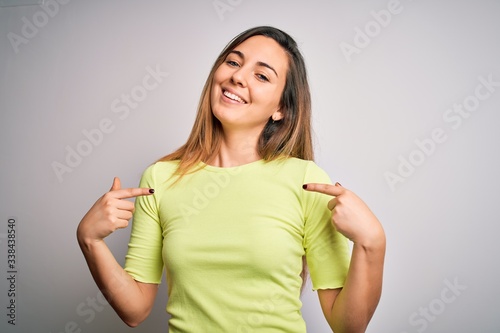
xmin=303 ymin=182 xmax=385 ymax=249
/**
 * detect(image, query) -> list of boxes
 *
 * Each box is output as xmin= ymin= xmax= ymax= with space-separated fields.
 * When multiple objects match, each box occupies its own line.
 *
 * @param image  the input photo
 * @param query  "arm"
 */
xmin=318 ymin=240 xmax=385 ymax=332
xmin=304 ymin=182 xmax=386 ymax=333
xmin=77 ymin=177 xmax=159 ymax=327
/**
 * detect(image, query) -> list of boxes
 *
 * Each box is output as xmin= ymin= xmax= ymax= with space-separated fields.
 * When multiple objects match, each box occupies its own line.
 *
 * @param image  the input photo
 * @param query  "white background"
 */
xmin=1 ymin=0 xmax=499 ymax=332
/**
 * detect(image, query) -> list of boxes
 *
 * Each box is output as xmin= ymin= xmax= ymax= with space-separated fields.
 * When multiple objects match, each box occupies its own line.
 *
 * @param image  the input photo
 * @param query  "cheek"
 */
xmin=257 ymin=86 xmax=283 ymax=109
xmin=211 ymin=69 xmax=224 ymax=98
xmin=210 ymin=82 xmax=217 ymax=104
xmin=213 ymin=64 xmax=229 ymax=83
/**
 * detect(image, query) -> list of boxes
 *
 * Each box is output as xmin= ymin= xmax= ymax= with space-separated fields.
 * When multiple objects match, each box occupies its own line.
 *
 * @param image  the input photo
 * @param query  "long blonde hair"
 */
xmin=159 ymin=26 xmax=314 ymax=291
xmin=159 ymin=26 xmax=313 ymax=174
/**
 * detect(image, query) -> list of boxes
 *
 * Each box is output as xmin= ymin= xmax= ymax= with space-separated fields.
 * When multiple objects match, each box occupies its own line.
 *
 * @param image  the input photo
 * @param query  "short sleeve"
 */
xmin=124 ymin=163 xmax=164 ymax=284
xmin=302 ymin=162 xmax=351 ymax=290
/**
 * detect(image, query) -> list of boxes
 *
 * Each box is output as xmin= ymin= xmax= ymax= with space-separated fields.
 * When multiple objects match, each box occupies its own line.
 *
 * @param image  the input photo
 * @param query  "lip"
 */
xmin=221 ymin=87 xmax=248 ymax=104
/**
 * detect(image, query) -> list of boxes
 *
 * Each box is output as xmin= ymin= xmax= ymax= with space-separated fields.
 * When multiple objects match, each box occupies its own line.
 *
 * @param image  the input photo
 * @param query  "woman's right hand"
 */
xmin=76 ymin=177 xmax=157 ymax=327
xmin=77 ymin=177 xmax=154 ymax=245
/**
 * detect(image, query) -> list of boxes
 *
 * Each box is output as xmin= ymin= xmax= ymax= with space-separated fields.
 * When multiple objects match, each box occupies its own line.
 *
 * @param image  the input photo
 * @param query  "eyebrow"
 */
xmin=228 ymin=50 xmax=279 ymax=78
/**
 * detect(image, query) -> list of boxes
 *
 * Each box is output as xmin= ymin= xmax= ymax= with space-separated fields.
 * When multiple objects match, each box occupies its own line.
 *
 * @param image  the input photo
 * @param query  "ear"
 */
xmin=272 ymin=109 xmax=284 ymax=121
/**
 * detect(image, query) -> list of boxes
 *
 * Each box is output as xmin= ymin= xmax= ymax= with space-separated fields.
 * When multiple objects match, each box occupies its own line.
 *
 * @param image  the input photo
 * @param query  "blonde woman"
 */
xmin=77 ymin=26 xmax=386 ymax=332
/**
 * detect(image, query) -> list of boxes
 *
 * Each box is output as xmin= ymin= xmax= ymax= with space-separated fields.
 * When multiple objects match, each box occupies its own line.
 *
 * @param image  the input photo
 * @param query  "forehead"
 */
xmin=231 ymin=35 xmax=289 ymax=75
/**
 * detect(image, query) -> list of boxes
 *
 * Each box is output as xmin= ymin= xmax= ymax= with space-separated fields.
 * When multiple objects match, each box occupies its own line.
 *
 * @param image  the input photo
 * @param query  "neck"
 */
xmin=208 ymin=128 xmax=262 ymax=167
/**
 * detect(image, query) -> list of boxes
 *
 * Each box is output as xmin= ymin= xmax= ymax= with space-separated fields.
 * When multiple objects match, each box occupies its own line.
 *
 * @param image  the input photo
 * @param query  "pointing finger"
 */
xmin=110 ymin=177 xmax=121 ymax=192
xmin=302 ymin=183 xmax=345 ymax=196
xmin=107 ymin=177 xmax=154 ymax=199
xmin=112 ymin=187 xmax=155 ymax=200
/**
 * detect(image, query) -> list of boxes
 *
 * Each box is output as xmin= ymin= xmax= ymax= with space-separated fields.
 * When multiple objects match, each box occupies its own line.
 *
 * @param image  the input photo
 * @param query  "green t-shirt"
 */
xmin=124 ymin=157 xmax=350 ymax=332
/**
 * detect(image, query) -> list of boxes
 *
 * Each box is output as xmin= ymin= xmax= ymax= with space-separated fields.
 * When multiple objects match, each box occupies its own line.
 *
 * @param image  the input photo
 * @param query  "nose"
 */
xmin=230 ymin=66 xmax=247 ymax=87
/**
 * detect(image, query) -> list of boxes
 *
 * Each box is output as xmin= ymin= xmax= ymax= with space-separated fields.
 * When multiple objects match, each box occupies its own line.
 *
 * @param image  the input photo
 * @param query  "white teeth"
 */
xmin=223 ymin=90 xmax=245 ymax=103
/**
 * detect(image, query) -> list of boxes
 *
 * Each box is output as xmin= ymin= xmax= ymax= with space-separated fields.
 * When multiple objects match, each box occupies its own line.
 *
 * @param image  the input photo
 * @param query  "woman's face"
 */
xmin=211 ymin=35 xmax=289 ymax=133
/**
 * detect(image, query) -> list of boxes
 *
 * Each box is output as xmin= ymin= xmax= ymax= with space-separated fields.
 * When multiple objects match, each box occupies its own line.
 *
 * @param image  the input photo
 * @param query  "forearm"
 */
xmin=330 ymin=238 xmax=386 ymax=333
xmin=78 ymin=238 xmax=153 ymax=327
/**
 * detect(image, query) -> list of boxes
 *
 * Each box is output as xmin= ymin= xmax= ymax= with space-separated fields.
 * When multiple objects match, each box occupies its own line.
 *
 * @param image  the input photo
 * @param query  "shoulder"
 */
xmin=146 ymin=160 xmax=180 ymax=174
xmin=139 ymin=160 xmax=180 ymax=186
xmin=270 ymin=158 xmax=331 ymax=184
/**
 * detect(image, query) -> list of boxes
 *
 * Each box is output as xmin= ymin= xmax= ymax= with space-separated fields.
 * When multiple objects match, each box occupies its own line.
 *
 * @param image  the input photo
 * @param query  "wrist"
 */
xmin=353 ymin=227 xmax=386 ymax=253
xmin=77 ymin=226 xmax=104 ymax=252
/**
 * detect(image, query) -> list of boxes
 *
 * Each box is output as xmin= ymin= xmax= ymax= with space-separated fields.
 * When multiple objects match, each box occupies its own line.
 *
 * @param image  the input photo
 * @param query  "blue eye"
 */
xmin=256 ymin=74 xmax=269 ymax=82
xmin=226 ymin=60 xmax=239 ymax=67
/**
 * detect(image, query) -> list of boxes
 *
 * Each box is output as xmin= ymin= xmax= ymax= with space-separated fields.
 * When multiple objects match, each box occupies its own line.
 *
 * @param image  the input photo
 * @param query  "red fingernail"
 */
xmin=149 ymin=189 xmax=155 ymax=194
xmin=302 ymin=184 xmax=308 ymax=189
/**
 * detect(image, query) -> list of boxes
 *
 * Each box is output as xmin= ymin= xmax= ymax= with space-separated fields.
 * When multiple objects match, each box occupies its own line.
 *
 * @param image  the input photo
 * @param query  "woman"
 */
xmin=77 ymin=26 xmax=386 ymax=332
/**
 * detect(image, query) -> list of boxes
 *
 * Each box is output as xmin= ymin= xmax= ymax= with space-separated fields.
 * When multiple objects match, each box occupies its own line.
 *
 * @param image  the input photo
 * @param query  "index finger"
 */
xmin=111 ymin=187 xmax=155 ymax=200
xmin=302 ymin=183 xmax=344 ymax=196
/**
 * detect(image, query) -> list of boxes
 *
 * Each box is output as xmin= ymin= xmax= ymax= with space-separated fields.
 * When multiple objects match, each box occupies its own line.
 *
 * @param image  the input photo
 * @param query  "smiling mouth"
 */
xmin=223 ymin=89 xmax=247 ymax=104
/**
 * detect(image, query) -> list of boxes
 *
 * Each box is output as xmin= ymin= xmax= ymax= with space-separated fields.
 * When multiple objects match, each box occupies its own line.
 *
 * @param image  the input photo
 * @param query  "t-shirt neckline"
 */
xmin=200 ymin=159 xmax=265 ymax=173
